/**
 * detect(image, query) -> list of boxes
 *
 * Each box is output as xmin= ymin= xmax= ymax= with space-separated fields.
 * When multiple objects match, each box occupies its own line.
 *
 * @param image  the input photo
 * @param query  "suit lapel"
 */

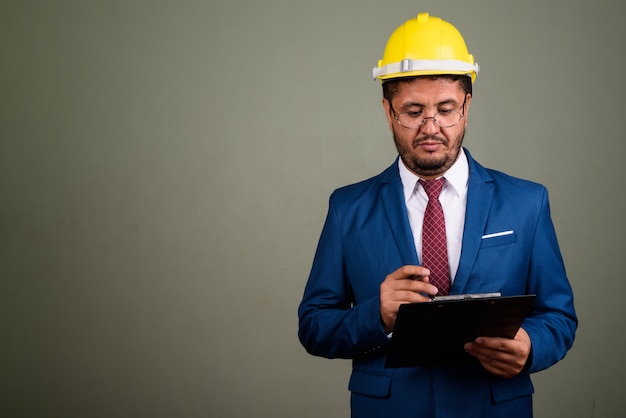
xmin=379 ymin=161 xmax=420 ymax=266
xmin=377 ymin=152 xmax=494 ymax=290
xmin=452 ymin=151 xmax=494 ymax=293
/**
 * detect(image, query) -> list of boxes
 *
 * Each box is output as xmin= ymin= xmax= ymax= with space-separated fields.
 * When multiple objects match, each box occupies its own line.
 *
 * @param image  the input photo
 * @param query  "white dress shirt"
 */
xmin=398 ymin=149 xmax=469 ymax=283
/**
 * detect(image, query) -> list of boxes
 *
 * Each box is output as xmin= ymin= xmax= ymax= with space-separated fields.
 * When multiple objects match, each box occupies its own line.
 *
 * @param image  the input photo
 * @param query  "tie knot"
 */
xmin=419 ymin=178 xmax=445 ymax=200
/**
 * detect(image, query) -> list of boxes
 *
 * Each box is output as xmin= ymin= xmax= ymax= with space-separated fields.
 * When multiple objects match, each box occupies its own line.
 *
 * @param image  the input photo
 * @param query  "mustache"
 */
xmin=412 ymin=135 xmax=448 ymax=148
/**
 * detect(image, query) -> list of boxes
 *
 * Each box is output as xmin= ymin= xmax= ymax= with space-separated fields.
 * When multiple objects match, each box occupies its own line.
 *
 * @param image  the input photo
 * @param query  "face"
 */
xmin=382 ymin=77 xmax=471 ymax=179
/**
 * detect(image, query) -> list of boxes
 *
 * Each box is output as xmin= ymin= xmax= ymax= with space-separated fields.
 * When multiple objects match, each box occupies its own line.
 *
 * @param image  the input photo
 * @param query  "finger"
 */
xmin=465 ymin=343 xmax=525 ymax=378
xmin=472 ymin=337 xmax=513 ymax=353
xmin=393 ymin=290 xmax=435 ymax=304
xmin=399 ymin=279 xmax=439 ymax=296
xmin=483 ymin=356 xmax=521 ymax=379
xmin=391 ymin=265 xmax=431 ymax=280
xmin=382 ymin=270 xmax=438 ymax=297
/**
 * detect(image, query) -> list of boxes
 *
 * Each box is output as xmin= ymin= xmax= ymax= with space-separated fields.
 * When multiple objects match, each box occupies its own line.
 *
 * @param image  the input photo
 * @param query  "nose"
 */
xmin=419 ymin=116 xmax=440 ymax=134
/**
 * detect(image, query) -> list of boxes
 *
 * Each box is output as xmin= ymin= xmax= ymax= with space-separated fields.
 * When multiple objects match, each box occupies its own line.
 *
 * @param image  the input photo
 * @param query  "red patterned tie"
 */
xmin=419 ymin=178 xmax=450 ymax=296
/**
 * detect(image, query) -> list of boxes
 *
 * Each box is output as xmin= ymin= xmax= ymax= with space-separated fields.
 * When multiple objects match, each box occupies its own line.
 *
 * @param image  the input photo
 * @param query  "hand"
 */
xmin=380 ymin=265 xmax=439 ymax=332
xmin=464 ymin=327 xmax=532 ymax=378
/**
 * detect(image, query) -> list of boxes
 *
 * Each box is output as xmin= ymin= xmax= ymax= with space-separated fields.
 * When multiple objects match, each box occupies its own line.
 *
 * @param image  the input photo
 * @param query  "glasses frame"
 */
xmin=389 ymin=95 xmax=468 ymax=129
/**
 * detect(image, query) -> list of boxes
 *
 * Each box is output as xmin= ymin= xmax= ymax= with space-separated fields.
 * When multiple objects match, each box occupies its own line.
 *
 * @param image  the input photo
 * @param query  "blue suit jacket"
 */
xmin=298 ymin=149 xmax=577 ymax=418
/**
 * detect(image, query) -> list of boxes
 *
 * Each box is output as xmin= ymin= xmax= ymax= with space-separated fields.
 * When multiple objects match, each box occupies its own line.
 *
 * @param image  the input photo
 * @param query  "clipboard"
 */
xmin=385 ymin=294 xmax=536 ymax=368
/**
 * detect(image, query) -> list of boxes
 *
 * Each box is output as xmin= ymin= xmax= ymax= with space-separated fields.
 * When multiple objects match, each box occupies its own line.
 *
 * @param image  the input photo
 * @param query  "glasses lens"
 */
xmin=435 ymin=111 xmax=462 ymax=128
xmin=396 ymin=112 xmax=422 ymax=129
xmin=397 ymin=110 xmax=462 ymax=129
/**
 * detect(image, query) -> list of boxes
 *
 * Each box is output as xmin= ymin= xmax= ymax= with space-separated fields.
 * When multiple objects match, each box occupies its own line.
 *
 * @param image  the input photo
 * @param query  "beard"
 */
xmin=393 ymin=128 xmax=465 ymax=177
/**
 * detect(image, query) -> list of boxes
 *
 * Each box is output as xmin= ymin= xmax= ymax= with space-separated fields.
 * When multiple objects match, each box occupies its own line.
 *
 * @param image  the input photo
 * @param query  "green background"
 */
xmin=2 ymin=1 xmax=624 ymax=416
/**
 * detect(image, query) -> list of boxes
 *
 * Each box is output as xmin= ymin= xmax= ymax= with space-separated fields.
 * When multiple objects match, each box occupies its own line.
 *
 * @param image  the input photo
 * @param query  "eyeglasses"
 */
xmin=390 ymin=96 xmax=467 ymax=129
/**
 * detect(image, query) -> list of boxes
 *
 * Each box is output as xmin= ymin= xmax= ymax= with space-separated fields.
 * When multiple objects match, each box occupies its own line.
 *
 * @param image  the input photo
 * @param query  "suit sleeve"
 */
xmin=523 ymin=188 xmax=577 ymax=373
xmin=297 ymin=194 xmax=390 ymax=359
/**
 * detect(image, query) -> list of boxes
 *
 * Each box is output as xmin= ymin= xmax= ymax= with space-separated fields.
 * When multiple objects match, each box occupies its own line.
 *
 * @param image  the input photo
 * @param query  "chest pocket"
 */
xmin=480 ymin=231 xmax=517 ymax=249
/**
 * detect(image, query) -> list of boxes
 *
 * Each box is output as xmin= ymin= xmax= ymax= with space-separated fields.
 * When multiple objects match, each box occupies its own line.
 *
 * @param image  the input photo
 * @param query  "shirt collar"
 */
xmin=398 ymin=148 xmax=469 ymax=202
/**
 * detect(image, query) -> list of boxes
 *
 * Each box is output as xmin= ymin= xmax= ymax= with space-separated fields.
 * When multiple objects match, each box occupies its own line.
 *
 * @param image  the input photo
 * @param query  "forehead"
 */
xmin=391 ymin=77 xmax=465 ymax=104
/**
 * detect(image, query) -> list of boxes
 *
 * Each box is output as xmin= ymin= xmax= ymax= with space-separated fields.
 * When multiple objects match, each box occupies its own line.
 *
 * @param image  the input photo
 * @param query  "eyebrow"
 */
xmin=399 ymin=98 xmax=459 ymax=109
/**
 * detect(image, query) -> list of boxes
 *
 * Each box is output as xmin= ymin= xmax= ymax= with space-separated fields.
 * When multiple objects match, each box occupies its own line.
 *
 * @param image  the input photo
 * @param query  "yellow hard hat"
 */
xmin=373 ymin=13 xmax=479 ymax=83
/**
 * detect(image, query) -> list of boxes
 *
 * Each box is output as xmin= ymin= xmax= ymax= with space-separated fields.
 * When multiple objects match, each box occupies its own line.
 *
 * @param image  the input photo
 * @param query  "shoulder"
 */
xmin=330 ymin=161 xmax=399 ymax=204
xmin=487 ymin=167 xmax=546 ymax=194
xmin=467 ymin=150 xmax=547 ymax=196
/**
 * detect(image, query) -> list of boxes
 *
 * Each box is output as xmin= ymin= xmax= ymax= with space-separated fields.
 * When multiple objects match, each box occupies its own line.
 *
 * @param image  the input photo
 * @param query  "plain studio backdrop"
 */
xmin=1 ymin=1 xmax=625 ymax=417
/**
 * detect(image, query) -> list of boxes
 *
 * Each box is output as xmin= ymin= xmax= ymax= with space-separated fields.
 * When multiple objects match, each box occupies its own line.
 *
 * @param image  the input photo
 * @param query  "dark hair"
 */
xmin=382 ymin=75 xmax=472 ymax=102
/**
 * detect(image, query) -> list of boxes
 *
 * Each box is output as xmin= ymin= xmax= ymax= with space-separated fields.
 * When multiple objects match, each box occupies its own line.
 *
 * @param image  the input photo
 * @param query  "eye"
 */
xmin=437 ymin=109 xmax=454 ymax=115
xmin=404 ymin=110 xmax=422 ymax=119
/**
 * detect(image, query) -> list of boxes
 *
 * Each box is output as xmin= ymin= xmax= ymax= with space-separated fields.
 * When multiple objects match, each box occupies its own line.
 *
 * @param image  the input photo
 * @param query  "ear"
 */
xmin=382 ymin=98 xmax=394 ymax=132
xmin=463 ymin=94 xmax=472 ymax=128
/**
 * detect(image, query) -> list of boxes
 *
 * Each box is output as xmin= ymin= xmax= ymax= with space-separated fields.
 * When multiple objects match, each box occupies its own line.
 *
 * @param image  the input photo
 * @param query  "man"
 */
xmin=297 ymin=12 xmax=577 ymax=418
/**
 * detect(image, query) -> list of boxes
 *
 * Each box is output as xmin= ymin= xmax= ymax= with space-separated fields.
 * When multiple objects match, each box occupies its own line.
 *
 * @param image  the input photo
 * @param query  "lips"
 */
xmin=414 ymin=137 xmax=446 ymax=151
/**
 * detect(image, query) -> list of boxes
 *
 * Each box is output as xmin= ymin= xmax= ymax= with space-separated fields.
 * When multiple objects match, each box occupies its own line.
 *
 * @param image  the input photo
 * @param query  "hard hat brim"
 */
xmin=373 ymin=59 xmax=479 ymax=83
